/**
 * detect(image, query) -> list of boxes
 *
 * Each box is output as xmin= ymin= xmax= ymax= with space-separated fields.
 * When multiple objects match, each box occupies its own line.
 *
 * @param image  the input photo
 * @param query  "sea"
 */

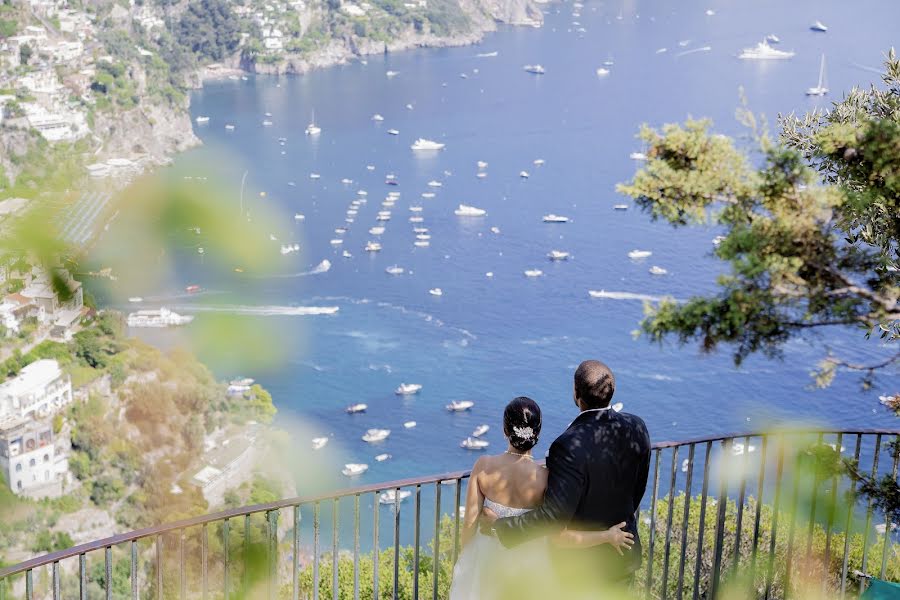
xmin=91 ymin=0 xmax=899 ymax=531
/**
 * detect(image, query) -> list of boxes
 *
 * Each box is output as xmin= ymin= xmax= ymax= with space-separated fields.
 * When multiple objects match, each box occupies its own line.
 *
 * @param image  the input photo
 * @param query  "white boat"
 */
xmin=542 ymin=214 xmax=569 ymax=223
xmin=305 ymin=111 xmax=321 ymax=136
xmin=362 ymin=428 xmax=391 ymax=443
xmin=335 ymin=227 xmax=347 ymax=234
xmin=387 ymin=129 xmax=400 ymax=136
xmin=369 ymin=226 xmax=386 ymax=235
xmin=628 ymin=249 xmax=653 ymax=259
xmin=477 ymin=160 xmax=488 ymax=169
xmin=385 ymin=265 xmax=405 ymax=275
xmin=429 ymin=288 xmax=443 ymax=296
xmin=427 ymin=180 xmax=443 ymax=187
xmin=731 ymin=442 xmax=757 ymax=456
xmin=346 ymin=403 xmax=368 ymax=413
xmin=411 ymin=138 xmax=445 ymax=151
xmin=472 ymin=424 xmax=489 ymax=437
xmin=416 ymin=234 xmax=431 ymax=240
xmin=523 ymin=64 xmax=546 ymax=74
xmin=195 ymin=116 xmax=210 ymax=124
xmin=455 ymin=204 xmax=487 ymax=217
xmin=712 ymin=235 xmax=727 ymax=247
xmin=386 ymin=70 xmax=399 ymax=78
xmin=476 ymin=172 xmax=488 ymax=179
xmin=405 ymin=103 xmax=414 ymax=110
xmin=765 ymin=34 xmax=780 ymax=43
xmin=294 ymin=213 xmax=305 ymax=220
xmin=409 ymin=216 xmax=424 ymax=223
xmin=379 ymin=490 xmax=411 ymax=504
xmin=342 ymin=463 xmax=369 ymax=477
xmin=810 ymin=20 xmax=827 ymax=32
xmin=128 ymin=296 xmax=143 ymax=303
xmin=127 ymin=307 xmax=194 ymax=328
xmin=404 ymin=421 xmax=417 ymax=428
xmin=461 ymin=437 xmax=490 ymax=450
xmin=548 ymin=250 xmax=570 ymax=261
xmin=414 ymin=227 xmax=429 ymax=233
xmin=372 ymin=113 xmax=385 ymax=121
xmin=519 ymin=171 xmax=530 ymax=178
xmin=395 ymin=383 xmax=422 ymax=395
xmin=409 ymin=206 xmax=423 ymax=212
xmin=375 ymin=453 xmax=392 ymax=462
xmin=262 ymin=120 xmax=273 ymax=126
xmin=422 ymin=192 xmax=436 ymax=199
xmin=342 ymin=250 xmax=353 ymax=258
xmin=312 ymin=437 xmax=329 ymax=450
xmin=524 ymin=269 xmax=543 ymax=277
xmin=806 ymin=54 xmax=829 ymax=96
xmin=629 ymin=152 xmax=648 ymax=160
xmin=533 ymin=158 xmax=545 ymax=166
xmin=329 ymin=239 xmax=343 ymax=245
xmin=225 ymin=124 xmax=235 ymax=131
xmin=376 ymin=214 xmax=391 ymax=222
xmin=477 ymin=51 xmax=499 ymax=58
xmin=879 ymin=394 xmax=899 ymax=408
xmin=358 ymin=190 xmax=368 ymax=196
xmin=649 ymin=265 xmax=668 ymax=276
xmin=613 ymin=204 xmax=628 ymax=211
xmin=414 ymin=241 xmax=430 ymax=247
xmin=447 ymin=400 xmax=474 ymax=412
xmin=738 ymin=40 xmax=795 ymax=60
xmin=309 ymin=173 xmax=321 ymax=179
xmin=490 ymin=226 xmax=500 ymax=234
xmin=341 ymin=178 xmax=354 ymax=184
xmin=365 ymin=242 xmax=383 ymax=252
xmin=596 ymin=68 xmax=610 ymax=76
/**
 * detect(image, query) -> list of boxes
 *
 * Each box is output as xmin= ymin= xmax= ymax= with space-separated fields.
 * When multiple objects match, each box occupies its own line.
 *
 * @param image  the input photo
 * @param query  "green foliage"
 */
xmin=18 ymin=42 xmax=32 ymax=65
xmin=91 ymin=60 xmax=139 ymax=110
xmin=0 ymin=18 xmax=16 ymax=38
xmin=175 ymin=0 xmax=241 ymax=62
xmin=30 ymin=530 xmax=73 ymax=553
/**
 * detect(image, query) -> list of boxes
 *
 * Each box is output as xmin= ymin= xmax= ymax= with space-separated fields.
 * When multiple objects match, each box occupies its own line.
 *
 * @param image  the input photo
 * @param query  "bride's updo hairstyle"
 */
xmin=503 ymin=396 xmax=542 ymax=452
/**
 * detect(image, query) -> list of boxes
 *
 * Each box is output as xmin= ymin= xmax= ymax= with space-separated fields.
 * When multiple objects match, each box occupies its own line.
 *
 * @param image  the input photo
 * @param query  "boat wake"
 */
xmin=676 ymin=46 xmax=712 ymax=58
xmin=253 ymin=259 xmax=332 ymax=279
xmin=170 ymin=304 xmax=340 ymax=316
xmin=588 ymin=290 xmax=674 ymax=302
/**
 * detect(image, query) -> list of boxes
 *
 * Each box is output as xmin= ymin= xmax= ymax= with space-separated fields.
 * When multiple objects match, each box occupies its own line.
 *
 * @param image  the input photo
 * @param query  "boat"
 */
xmin=312 ymin=437 xmax=329 ymax=450
xmin=455 ymin=204 xmax=487 ymax=217
xmin=629 ymin=152 xmax=648 ymax=160
xmin=738 ymin=40 xmax=795 ymax=60
xmin=375 ymin=453 xmax=391 ymax=462
xmin=346 ymin=403 xmax=368 ymax=414
xmin=185 ymin=285 xmax=201 ymax=293
xmin=409 ymin=216 xmax=424 ymax=223
xmin=309 ymin=173 xmax=321 ymax=179
xmin=416 ymin=234 xmax=431 ymax=240
xmin=523 ymin=64 xmax=546 ymax=74
xmin=342 ymin=463 xmax=368 ymax=477
xmin=524 ymin=269 xmax=543 ymax=277
xmin=461 ymin=437 xmax=490 ymax=450
xmin=369 ymin=226 xmax=386 ymax=235
xmin=477 ymin=160 xmax=488 ymax=169
xmin=429 ymin=288 xmax=443 ymax=296
xmin=765 ymin=34 xmax=780 ymax=43
xmin=806 ymin=54 xmax=829 ymax=96
xmin=127 ymin=307 xmax=194 ymax=328
xmin=596 ymin=68 xmax=610 ymax=76
xmin=519 ymin=171 xmax=530 ymax=178
xmin=329 ymin=239 xmax=343 ymax=245
xmin=372 ymin=113 xmax=385 ymax=121
xmin=810 ymin=20 xmax=827 ymax=32
xmin=613 ymin=204 xmax=628 ymax=211
xmin=731 ymin=442 xmax=757 ymax=456
xmin=404 ymin=421 xmax=417 ymax=428
xmin=533 ymin=158 xmax=545 ymax=166
xmin=414 ymin=241 xmax=430 ymax=247
xmin=195 ymin=116 xmax=210 ymax=124
xmin=446 ymin=400 xmax=474 ymax=412
xmin=712 ymin=235 xmax=727 ymax=247
xmin=335 ymin=227 xmax=347 ymax=234
xmin=628 ymin=249 xmax=653 ymax=259
xmin=705 ymin=9 xmax=715 ymax=15
xmin=405 ymin=103 xmax=414 ymax=110
xmin=542 ymin=214 xmax=569 ymax=223
xmin=375 ymin=214 xmax=391 ymax=221
xmin=362 ymin=429 xmax=391 ymax=443
xmin=128 ymin=296 xmax=143 ymax=303
xmin=477 ymin=51 xmax=499 ymax=58
xmin=379 ymin=490 xmax=411 ymax=505
xmin=409 ymin=206 xmax=423 ymax=212
xmin=548 ymin=250 xmax=570 ymax=261
xmin=385 ymin=265 xmax=404 ymax=276
xmin=341 ymin=178 xmax=354 ymax=184
xmin=358 ymin=190 xmax=368 ymax=196
xmin=387 ymin=129 xmax=400 ymax=135
xmin=385 ymin=175 xmax=399 ymax=186
xmin=342 ymin=250 xmax=352 ymax=258
xmin=305 ymin=110 xmax=321 ymax=136
xmin=365 ymin=242 xmax=382 ymax=252
xmin=472 ymin=424 xmax=489 ymax=437
xmin=386 ymin=70 xmax=399 ymax=78
xmin=414 ymin=227 xmax=429 ymax=233
xmin=411 ymin=138 xmax=445 ymax=151
xmin=649 ymin=265 xmax=668 ymax=276
xmin=427 ymin=180 xmax=443 ymax=187
xmin=225 ymin=124 xmax=235 ymax=131
xmin=395 ymin=383 xmax=422 ymax=395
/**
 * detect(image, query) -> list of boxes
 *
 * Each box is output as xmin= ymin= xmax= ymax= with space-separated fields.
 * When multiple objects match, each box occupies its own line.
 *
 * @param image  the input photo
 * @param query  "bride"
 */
xmin=449 ymin=397 xmax=634 ymax=599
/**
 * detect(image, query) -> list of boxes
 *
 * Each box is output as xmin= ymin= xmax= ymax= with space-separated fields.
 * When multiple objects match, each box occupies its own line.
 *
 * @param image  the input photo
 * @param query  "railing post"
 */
xmin=644 ymin=448 xmax=662 ymax=597
xmin=413 ymin=484 xmax=421 ymax=598
xmin=765 ymin=437 xmax=786 ymax=600
xmin=453 ymin=479 xmax=462 ymax=566
xmin=202 ymin=523 xmax=209 ymax=600
xmin=267 ymin=510 xmax=278 ymax=600
xmin=332 ymin=499 xmax=339 ymax=600
xmin=732 ymin=435 xmax=751 ymax=577
xmin=433 ymin=482 xmax=442 ymax=600
xmin=25 ymin=569 xmax=32 ymax=600
xmin=52 ymin=561 xmax=60 ymax=600
xmin=393 ymin=488 xmax=401 ymax=599
xmin=107 ymin=545 xmax=114 ymax=600
xmin=313 ymin=502 xmax=321 ymax=600
xmin=292 ymin=506 xmax=300 ymax=600
xmin=243 ymin=515 xmax=251 ymax=596
xmin=80 ymin=553 xmax=88 ymax=600
xmin=784 ymin=436 xmax=803 ymax=598
xmin=224 ymin=518 xmax=231 ymax=600
xmin=710 ymin=439 xmax=730 ymax=598
xmin=354 ymin=495 xmax=361 ymax=600
xmin=859 ymin=434 xmax=882 ymax=596
xmin=179 ymin=532 xmax=185 ymax=600
xmin=823 ymin=434 xmax=843 ymax=596
xmin=132 ymin=540 xmax=139 ymax=600
xmin=841 ymin=435 xmax=863 ymax=597
xmin=675 ymin=443 xmax=695 ymax=600
xmin=691 ymin=441 xmax=713 ymax=600
xmin=156 ymin=535 xmax=163 ymax=600
xmin=880 ymin=435 xmax=900 ymax=579
xmin=749 ymin=436 xmax=769 ymax=588
xmin=373 ymin=492 xmax=380 ymax=600
xmin=661 ymin=446 xmax=679 ymax=600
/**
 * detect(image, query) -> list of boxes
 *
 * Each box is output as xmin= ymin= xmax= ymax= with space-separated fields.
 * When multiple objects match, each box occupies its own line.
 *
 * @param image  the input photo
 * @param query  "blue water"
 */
xmin=102 ymin=0 xmax=900 ymax=500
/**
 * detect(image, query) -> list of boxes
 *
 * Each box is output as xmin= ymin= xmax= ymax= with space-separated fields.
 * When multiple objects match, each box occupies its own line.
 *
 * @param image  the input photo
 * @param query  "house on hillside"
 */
xmin=0 ymin=359 xmax=74 ymax=423
xmin=0 ymin=419 xmax=71 ymax=498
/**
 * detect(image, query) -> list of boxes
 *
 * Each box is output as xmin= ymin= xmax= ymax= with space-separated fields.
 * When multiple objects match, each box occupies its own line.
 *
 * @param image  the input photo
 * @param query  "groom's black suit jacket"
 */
xmin=494 ymin=409 xmax=651 ymax=580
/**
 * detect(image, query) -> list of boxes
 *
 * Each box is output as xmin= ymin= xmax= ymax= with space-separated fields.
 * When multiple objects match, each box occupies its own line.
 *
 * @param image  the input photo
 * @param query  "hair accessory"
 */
xmin=513 ymin=426 xmax=534 ymax=440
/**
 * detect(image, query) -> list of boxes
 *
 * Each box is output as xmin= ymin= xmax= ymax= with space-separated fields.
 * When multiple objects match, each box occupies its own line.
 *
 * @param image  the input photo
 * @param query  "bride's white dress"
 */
xmin=449 ymin=499 xmax=552 ymax=600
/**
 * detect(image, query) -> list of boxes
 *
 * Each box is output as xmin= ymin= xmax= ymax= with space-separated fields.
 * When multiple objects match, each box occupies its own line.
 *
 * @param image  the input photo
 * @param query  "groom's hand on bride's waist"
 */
xmin=479 ymin=506 xmax=499 ymax=537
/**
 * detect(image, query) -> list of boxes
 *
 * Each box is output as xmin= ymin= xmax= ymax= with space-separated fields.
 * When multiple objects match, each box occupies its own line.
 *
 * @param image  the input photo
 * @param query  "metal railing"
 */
xmin=1 ymin=429 xmax=897 ymax=599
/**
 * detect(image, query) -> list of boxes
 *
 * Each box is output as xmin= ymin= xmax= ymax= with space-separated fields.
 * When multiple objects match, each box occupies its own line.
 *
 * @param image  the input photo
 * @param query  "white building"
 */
xmin=0 ymin=360 xmax=73 ymax=423
xmin=0 ymin=420 xmax=70 ymax=498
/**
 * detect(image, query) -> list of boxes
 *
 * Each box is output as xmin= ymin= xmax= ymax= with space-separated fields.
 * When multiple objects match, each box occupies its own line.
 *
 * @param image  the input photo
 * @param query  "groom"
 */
xmin=489 ymin=360 xmax=651 ymax=585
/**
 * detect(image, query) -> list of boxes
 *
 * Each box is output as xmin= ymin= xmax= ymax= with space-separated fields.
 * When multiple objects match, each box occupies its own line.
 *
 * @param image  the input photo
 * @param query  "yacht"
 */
xmin=446 ymin=400 xmax=475 ymax=412
xmin=414 ymin=240 xmax=430 ymax=247
xmin=455 ymin=204 xmax=487 ymax=217
xmin=305 ymin=111 xmax=321 ymax=136
xmin=519 ymin=171 xmax=530 ymax=178
xmin=542 ymin=214 xmax=569 ymax=223
xmin=476 ymin=172 xmax=487 ymax=179
xmin=548 ymin=250 xmax=570 ymax=261
xmin=346 ymin=403 xmax=368 ymax=414
xmin=225 ymin=124 xmax=235 ymax=131
xmin=461 ymin=438 xmax=490 ymax=450
xmin=613 ymin=204 xmax=628 ymax=211
xmin=329 ymin=239 xmax=343 ymax=245
xmin=421 ymin=192 xmax=436 ymax=199
xmin=596 ymin=68 xmax=610 ymax=76
xmin=372 ymin=113 xmax=385 ymax=121
xmin=387 ymin=129 xmax=400 ymax=135
xmin=367 ymin=165 xmax=376 ymax=171
xmin=127 ymin=308 xmax=194 ymax=328
xmin=358 ymin=190 xmax=369 ymax=196
xmin=490 ymin=226 xmax=500 ymax=234
xmin=738 ymin=40 xmax=795 ymax=60
xmin=524 ymin=269 xmax=544 ymax=277
xmin=628 ymin=249 xmax=653 ymax=259
xmin=262 ymin=120 xmax=273 ymax=126
xmin=411 ymin=138 xmax=445 ymax=151
xmin=404 ymin=421 xmax=417 ymax=428
xmin=396 ymin=383 xmax=422 ymax=395
xmin=128 ymin=296 xmax=143 ymax=303
xmin=341 ymin=178 xmax=354 ymax=184
xmin=629 ymin=151 xmax=648 ymax=160
xmin=362 ymin=429 xmax=391 ymax=443
xmin=414 ymin=227 xmax=429 ymax=233
xmin=429 ymin=288 xmax=443 ymax=296
xmin=365 ymin=242 xmax=383 ymax=252
xmin=523 ymin=64 xmax=546 ymax=74
xmin=477 ymin=160 xmax=489 ymax=169
xmin=376 ymin=214 xmax=391 ymax=221
xmin=335 ymin=227 xmax=347 ymax=234
xmin=342 ymin=250 xmax=353 ymax=258
xmin=309 ymin=173 xmax=321 ymax=179
xmin=472 ymin=424 xmax=490 ymax=437
xmin=409 ymin=216 xmax=424 ymax=223
xmin=342 ymin=463 xmax=369 ymax=477
xmin=712 ymin=235 xmax=727 ymax=247
xmin=409 ymin=206 xmax=423 ymax=212
xmin=810 ymin=20 xmax=827 ymax=32
xmin=427 ymin=180 xmax=443 ymax=187
xmin=806 ymin=54 xmax=829 ymax=96
xmin=386 ymin=70 xmax=399 ymax=78
xmin=649 ymin=265 xmax=668 ymax=276
xmin=379 ymin=490 xmax=412 ymax=504
xmin=375 ymin=453 xmax=392 ymax=462
xmin=369 ymin=226 xmax=386 ymax=235
xmin=765 ymin=34 xmax=780 ymax=43
xmin=386 ymin=265 xmax=405 ymax=276
xmin=312 ymin=437 xmax=329 ymax=450
xmin=385 ymin=175 xmax=398 ymax=186
xmin=195 ymin=116 xmax=210 ymax=124
xmin=416 ymin=234 xmax=431 ymax=241
xmin=533 ymin=158 xmax=545 ymax=166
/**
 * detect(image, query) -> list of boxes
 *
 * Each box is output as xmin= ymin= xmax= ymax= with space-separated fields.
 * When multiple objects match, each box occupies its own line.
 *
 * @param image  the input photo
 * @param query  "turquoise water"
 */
xmin=107 ymin=0 xmax=899 ymax=498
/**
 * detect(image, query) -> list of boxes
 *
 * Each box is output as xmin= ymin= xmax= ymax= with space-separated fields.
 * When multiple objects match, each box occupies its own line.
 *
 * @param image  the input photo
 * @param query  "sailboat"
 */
xmin=305 ymin=110 xmax=321 ymax=136
xmin=806 ymin=54 xmax=829 ymax=96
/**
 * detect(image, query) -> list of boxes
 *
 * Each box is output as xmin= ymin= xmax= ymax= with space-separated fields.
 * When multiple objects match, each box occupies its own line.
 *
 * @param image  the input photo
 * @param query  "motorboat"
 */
xmin=341 ymin=178 xmax=354 ymax=184
xmin=649 ymin=265 xmax=668 ymax=275
xmin=372 ymin=113 xmax=385 ymax=121
xmin=416 ymin=234 xmax=431 ymax=240
xmin=362 ymin=428 xmax=391 ymax=443
xmin=305 ymin=113 xmax=321 ymax=136
xmin=375 ymin=214 xmax=391 ymax=221
xmin=186 ymin=285 xmax=201 ymax=293
xmin=422 ymin=192 xmax=436 ymax=198
xmin=342 ymin=250 xmax=353 ymax=258
xmin=358 ymin=190 xmax=368 ymax=196
xmin=461 ymin=438 xmax=490 ymax=450
xmin=427 ymin=180 xmax=443 ymax=188
xmin=309 ymin=173 xmax=321 ymax=179
xmin=195 ymin=116 xmax=210 ymax=124
xmin=294 ymin=213 xmax=305 ymax=220
xmin=472 ymin=424 xmax=489 ymax=437
xmin=335 ymin=227 xmax=347 ymax=234
xmin=387 ymin=129 xmax=400 ymax=135
xmin=765 ymin=34 xmax=780 ymax=44
xmin=409 ymin=206 xmax=423 ymax=212
xmin=520 ymin=171 xmax=530 ymax=178
xmin=447 ymin=400 xmax=474 ymax=412
xmin=127 ymin=307 xmax=194 ymax=328
xmin=524 ymin=269 xmax=543 ymax=277
xmin=810 ymin=20 xmax=827 ymax=32
xmin=455 ymin=204 xmax=487 ymax=217
xmin=342 ymin=463 xmax=368 ymax=477
xmin=369 ymin=226 xmax=386 ymax=235
xmin=533 ymin=158 xmax=545 ymax=166
xmin=490 ymin=226 xmax=500 ymax=234
xmin=225 ymin=124 xmax=235 ymax=131
xmin=731 ymin=442 xmax=757 ymax=456
xmin=329 ymin=239 xmax=343 ymax=245
xmin=406 ymin=103 xmax=414 ymax=110
xmin=375 ymin=453 xmax=391 ymax=462
xmin=262 ymin=120 xmax=273 ymax=126
xmin=523 ymin=64 xmax=546 ymax=74
xmin=409 ymin=216 xmax=424 ymax=223
xmin=613 ymin=204 xmax=628 ymax=210
xmin=379 ymin=490 xmax=411 ymax=505
xmin=386 ymin=70 xmax=399 ymax=78
xmin=548 ymin=250 xmax=570 ymax=261
xmin=414 ymin=227 xmax=429 ymax=233
xmin=738 ymin=40 xmax=795 ymax=60
xmin=629 ymin=152 xmax=648 ymax=160
xmin=806 ymin=54 xmax=829 ymax=96
xmin=404 ymin=421 xmax=417 ymax=428
xmin=429 ymin=288 xmax=443 ymax=296
xmin=128 ymin=296 xmax=143 ymax=303
xmin=596 ymin=68 xmax=610 ymax=76
xmin=628 ymin=249 xmax=653 ymax=259
xmin=414 ymin=241 xmax=430 ymax=247
xmin=365 ymin=242 xmax=383 ymax=252
xmin=411 ymin=138 xmax=445 ymax=150
xmin=542 ymin=214 xmax=569 ymax=223
xmin=346 ymin=403 xmax=368 ymax=413
xmin=477 ymin=160 xmax=488 ymax=169
xmin=476 ymin=172 xmax=487 ymax=179
xmin=712 ymin=235 xmax=727 ymax=247
xmin=395 ymin=383 xmax=422 ymax=395
xmin=312 ymin=437 xmax=329 ymax=450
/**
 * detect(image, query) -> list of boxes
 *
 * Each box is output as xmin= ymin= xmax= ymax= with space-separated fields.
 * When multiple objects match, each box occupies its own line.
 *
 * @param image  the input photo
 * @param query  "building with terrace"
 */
xmin=0 ymin=359 xmax=73 ymax=424
xmin=0 ymin=418 xmax=70 ymax=498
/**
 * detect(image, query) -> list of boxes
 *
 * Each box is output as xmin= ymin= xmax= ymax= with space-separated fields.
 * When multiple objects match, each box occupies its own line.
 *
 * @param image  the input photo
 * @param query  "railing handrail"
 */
xmin=2 ymin=427 xmax=897 ymax=579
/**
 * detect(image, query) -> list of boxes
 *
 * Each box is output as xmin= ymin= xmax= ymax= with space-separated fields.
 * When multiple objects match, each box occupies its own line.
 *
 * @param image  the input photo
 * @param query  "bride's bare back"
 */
xmin=475 ymin=453 xmax=548 ymax=508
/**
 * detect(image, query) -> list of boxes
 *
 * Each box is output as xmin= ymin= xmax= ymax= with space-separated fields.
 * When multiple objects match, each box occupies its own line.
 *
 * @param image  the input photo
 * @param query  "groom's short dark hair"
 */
xmin=574 ymin=360 xmax=616 ymax=409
